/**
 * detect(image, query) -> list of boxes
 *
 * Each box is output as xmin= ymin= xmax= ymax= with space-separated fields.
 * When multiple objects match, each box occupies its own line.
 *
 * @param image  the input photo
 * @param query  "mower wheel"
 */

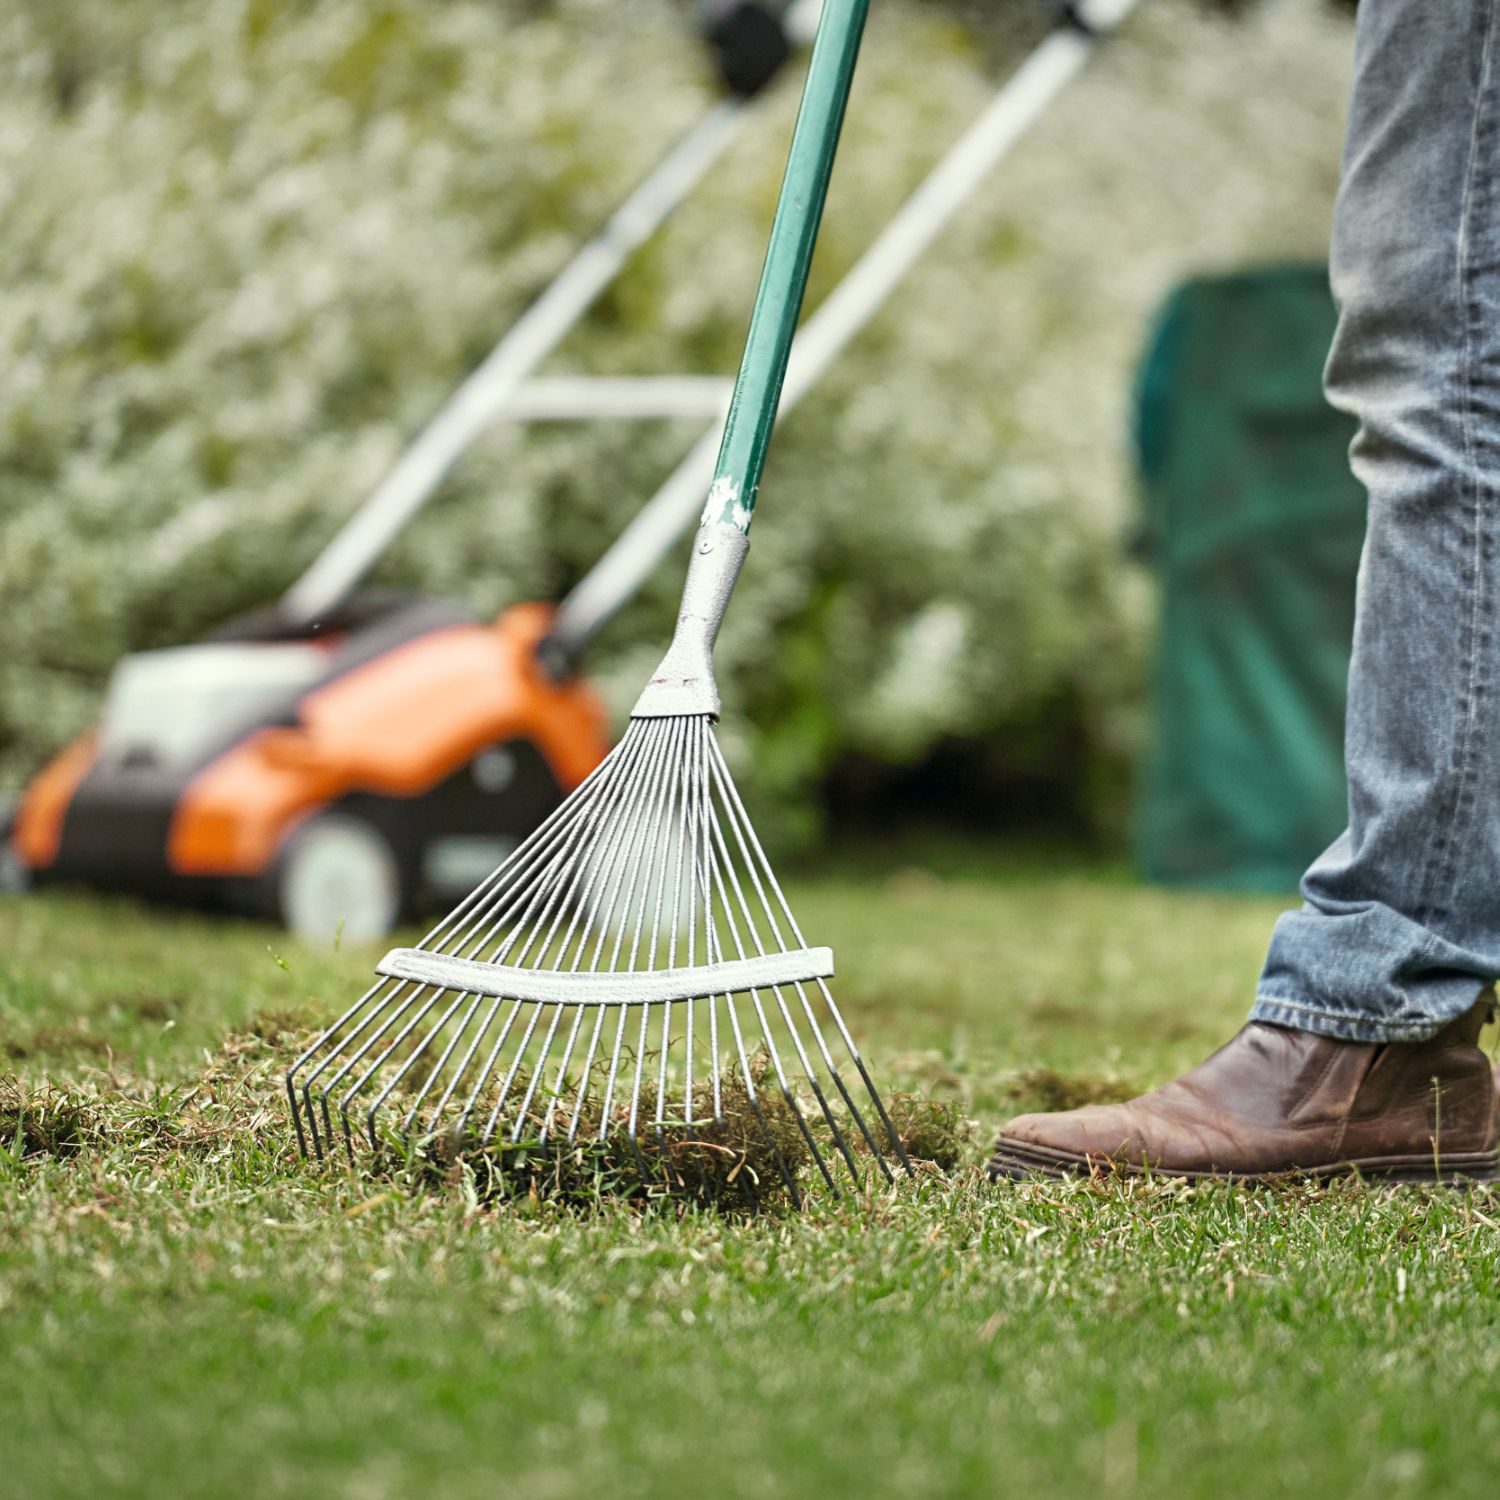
xmin=0 ymin=844 xmax=29 ymax=895
xmin=276 ymin=812 xmax=401 ymax=943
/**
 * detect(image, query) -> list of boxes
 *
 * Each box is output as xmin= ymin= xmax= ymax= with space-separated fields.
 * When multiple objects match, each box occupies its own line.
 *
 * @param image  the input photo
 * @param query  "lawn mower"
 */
xmin=6 ymin=2 xmax=812 ymax=941
xmin=6 ymin=0 xmax=1138 ymax=940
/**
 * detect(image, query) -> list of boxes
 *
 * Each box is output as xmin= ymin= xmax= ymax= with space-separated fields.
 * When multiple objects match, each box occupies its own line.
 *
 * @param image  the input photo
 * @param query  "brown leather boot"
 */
xmin=989 ymin=998 xmax=1499 ymax=1185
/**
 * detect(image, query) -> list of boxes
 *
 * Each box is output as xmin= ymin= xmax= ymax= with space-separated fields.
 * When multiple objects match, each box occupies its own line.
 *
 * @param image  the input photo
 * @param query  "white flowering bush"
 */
xmin=0 ymin=0 xmax=1352 ymax=846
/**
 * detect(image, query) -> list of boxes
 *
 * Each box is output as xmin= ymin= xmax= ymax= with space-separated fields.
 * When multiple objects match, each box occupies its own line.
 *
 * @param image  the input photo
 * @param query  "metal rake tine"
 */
xmin=684 ymin=984 xmax=696 ymax=1127
xmin=301 ymin=980 xmax=415 ymax=1094
xmin=510 ymin=1003 xmax=568 ymax=1144
xmin=287 ymin=979 xmax=383 ymax=1092
xmin=360 ymin=984 xmax=480 ymax=1140
xmin=653 ymin=1027 xmax=670 ymax=1169
xmin=722 ymin=974 xmax=843 ymax=1193
xmin=606 ymin=1023 xmax=661 ymax=1194
xmin=770 ymin=984 xmax=869 ymax=1183
xmin=707 ymin=735 xmax=907 ymax=1176
xmin=616 ymin=718 xmax=686 ymax=975
xmin=587 ymin=717 xmax=682 ymax=956
xmin=687 ymin=720 xmax=720 ymax=1128
xmin=687 ymin=729 xmax=722 ymax=1121
xmin=560 ymin=1005 xmax=609 ymax=1146
xmin=573 ymin=714 xmax=681 ymax=984
xmin=591 ymin=1000 xmax=634 ymax=1143
xmin=563 ymin=718 xmax=679 ymax=967
xmin=812 ymin=976 xmax=912 ymax=1172
xmin=516 ymin=722 xmax=672 ymax=1142
xmin=450 ymin=819 xmax=584 ymax=960
xmin=684 ymin=726 xmax=733 ymax=1133
xmin=710 ymin=800 xmax=910 ymax=1175
xmin=327 ymin=985 xmax=452 ymax=1149
xmin=627 ymin=1002 xmax=653 ymax=1140
xmin=538 ymin=1005 xmax=590 ymax=1146
xmin=593 ymin=716 xmax=680 ymax=974
xmin=525 ymin=723 xmax=663 ymax=974
xmin=481 ymin=1001 xmax=545 ymax=1146
xmin=693 ymin=741 xmax=839 ymax=1192
xmin=454 ymin=997 xmax=526 ymax=1140
xmin=655 ymin=996 xmax=674 ymax=1144
xmin=705 ymin=732 xmax=805 ymax=937
xmin=690 ymin=780 xmax=805 ymax=1199
xmin=398 ymin=988 xmax=488 ymax=1136
xmin=493 ymin=720 xmax=663 ymax=972
xmin=675 ymin=997 xmax=715 ymax=1202
xmin=566 ymin=719 xmax=687 ymax=1142
xmin=701 ymin=798 xmax=866 ymax=1183
xmin=546 ymin=721 xmax=682 ymax=1141
xmin=437 ymin=721 xmax=649 ymax=967
xmin=685 ymin=717 xmax=715 ymax=1036
xmin=421 ymin=991 xmax=510 ymax=1136
xmin=709 ymin=737 xmax=911 ymax=1163
xmin=718 ymin=985 xmax=802 ymax=1208
xmin=463 ymin=721 xmax=657 ymax=965
xmin=348 ymin=996 xmax=453 ymax=1146
xmin=795 ymin=975 xmax=903 ymax=1177
xmin=699 ymin=780 xmax=861 ymax=1164
xmin=654 ymin=716 xmax=692 ymax=972
xmin=287 ymin=1077 xmax=312 ymax=1159
xmin=298 ymin=980 xmax=417 ymax=1157
xmin=288 ymin=1002 xmax=373 ymax=1158
xmin=425 ymin=740 xmax=626 ymax=955
xmin=633 ymin=723 xmax=696 ymax=1158
xmin=745 ymin=984 xmax=842 ymax=1193
xmin=789 ymin=977 xmax=897 ymax=1179
xmin=708 ymin=989 xmax=723 ymax=1123
xmin=687 ymin=717 xmax=714 ymax=973
xmin=711 ymin=734 xmax=894 ymax=1171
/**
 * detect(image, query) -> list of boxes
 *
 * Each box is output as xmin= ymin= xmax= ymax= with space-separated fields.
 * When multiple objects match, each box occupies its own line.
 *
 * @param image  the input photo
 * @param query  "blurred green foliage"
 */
xmin=0 ymin=0 xmax=1351 ymax=846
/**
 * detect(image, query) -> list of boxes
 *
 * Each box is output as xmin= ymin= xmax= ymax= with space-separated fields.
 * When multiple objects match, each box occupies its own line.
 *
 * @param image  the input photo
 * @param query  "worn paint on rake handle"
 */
xmin=377 ymin=946 xmax=835 ymax=1007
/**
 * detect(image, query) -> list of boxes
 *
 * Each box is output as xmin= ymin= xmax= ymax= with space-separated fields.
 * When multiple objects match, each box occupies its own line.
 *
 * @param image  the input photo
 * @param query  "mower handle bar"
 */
xmin=280 ymin=2 xmax=823 ymax=632
xmin=541 ymin=0 xmax=1141 ymax=672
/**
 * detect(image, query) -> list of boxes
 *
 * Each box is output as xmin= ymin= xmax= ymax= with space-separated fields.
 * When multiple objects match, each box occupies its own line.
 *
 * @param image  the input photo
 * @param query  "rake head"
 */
xmin=289 ymin=0 xmax=900 ymax=1205
xmin=287 ymin=694 xmax=910 ymax=1206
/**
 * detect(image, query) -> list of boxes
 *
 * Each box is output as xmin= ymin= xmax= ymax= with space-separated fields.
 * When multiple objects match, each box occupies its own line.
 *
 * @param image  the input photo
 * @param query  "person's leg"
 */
xmin=988 ymin=0 xmax=1500 ymax=1182
xmin=1255 ymin=0 xmax=1500 ymax=1042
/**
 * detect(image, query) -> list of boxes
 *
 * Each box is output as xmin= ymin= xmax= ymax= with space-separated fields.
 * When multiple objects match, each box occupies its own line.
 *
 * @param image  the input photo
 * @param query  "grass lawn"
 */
xmin=3 ymin=844 xmax=1498 ymax=1499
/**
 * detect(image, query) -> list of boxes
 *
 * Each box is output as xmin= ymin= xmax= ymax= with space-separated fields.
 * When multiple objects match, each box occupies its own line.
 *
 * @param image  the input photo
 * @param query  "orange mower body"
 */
xmin=8 ymin=599 xmax=610 ymax=939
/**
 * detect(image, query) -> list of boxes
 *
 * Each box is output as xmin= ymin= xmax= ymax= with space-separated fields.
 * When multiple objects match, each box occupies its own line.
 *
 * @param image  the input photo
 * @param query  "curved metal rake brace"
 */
xmin=288 ymin=0 xmax=911 ymax=1202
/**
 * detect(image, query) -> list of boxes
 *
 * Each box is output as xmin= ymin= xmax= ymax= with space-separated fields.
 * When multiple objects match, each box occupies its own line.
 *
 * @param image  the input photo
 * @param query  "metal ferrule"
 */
xmin=631 ymin=523 xmax=750 ymax=719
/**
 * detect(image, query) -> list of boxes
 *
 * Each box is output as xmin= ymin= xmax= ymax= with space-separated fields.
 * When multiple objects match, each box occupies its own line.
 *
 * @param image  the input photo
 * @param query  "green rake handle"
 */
xmin=634 ymin=0 xmax=869 ymax=720
xmin=703 ymin=0 xmax=870 ymax=533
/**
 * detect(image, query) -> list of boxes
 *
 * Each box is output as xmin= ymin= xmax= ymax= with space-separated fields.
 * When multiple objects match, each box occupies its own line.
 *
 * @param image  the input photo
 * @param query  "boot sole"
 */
xmin=987 ymin=1135 xmax=1500 ymax=1187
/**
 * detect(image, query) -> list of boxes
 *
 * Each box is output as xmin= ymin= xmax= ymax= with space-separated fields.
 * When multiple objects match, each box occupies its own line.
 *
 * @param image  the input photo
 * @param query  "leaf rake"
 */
xmin=287 ymin=0 xmax=908 ymax=1203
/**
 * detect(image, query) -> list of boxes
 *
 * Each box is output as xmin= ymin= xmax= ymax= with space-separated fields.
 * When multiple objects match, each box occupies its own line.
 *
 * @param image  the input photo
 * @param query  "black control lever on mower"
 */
xmin=701 ymin=1 xmax=794 ymax=97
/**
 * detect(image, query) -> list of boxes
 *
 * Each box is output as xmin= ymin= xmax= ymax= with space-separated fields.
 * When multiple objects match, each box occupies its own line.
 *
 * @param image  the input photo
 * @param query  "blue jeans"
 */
xmin=1253 ymin=0 xmax=1500 ymax=1042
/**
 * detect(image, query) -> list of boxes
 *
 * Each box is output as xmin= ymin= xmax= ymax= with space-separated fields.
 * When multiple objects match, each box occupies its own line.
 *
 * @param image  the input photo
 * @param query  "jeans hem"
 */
xmin=1249 ymin=995 xmax=1443 ymax=1044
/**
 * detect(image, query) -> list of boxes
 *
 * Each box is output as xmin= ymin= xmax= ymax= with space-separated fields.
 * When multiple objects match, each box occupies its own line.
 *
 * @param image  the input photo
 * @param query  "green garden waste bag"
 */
xmin=1132 ymin=265 xmax=1364 ymax=891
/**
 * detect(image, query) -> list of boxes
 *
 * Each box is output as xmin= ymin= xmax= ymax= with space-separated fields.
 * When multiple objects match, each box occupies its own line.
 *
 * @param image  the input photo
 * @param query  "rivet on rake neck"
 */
xmin=631 ymin=524 xmax=750 ymax=720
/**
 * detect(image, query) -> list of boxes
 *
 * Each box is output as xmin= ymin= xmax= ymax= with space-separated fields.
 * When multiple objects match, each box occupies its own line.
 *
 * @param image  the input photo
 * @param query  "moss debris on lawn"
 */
xmin=4 ymin=1015 xmax=970 ymax=1213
